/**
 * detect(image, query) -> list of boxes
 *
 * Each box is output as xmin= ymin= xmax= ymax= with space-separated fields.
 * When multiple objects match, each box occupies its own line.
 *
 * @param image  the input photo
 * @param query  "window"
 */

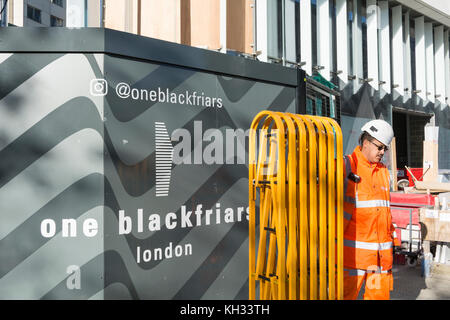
xmin=27 ymin=5 xmax=41 ymax=23
xmin=285 ymin=0 xmax=300 ymax=65
xmin=361 ymin=1 xmax=367 ymax=80
xmin=267 ymin=0 xmax=283 ymax=62
xmin=410 ymin=19 xmax=416 ymax=93
xmin=51 ymin=15 xmax=64 ymax=27
xmin=331 ymin=0 xmax=338 ymax=85
xmin=347 ymin=0 xmax=353 ymax=76
xmin=267 ymin=0 xmax=300 ymax=66
xmin=311 ymin=0 xmax=317 ymax=67
xmin=52 ymin=0 xmax=64 ymax=8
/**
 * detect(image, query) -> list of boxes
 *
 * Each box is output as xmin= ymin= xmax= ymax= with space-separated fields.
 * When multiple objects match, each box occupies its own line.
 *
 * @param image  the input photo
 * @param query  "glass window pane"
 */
xmin=347 ymin=0 xmax=353 ymax=76
xmin=67 ymin=0 xmax=87 ymax=27
xmin=267 ymin=0 xmax=300 ymax=65
xmin=316 ymin=97 xmax=323 ymax=115
xmin=306 ymin=97 xmax=314 ymax=114
xmin=52 ymin=0 xmax=64 ymax=7
xmin=285 ymin=0 xmax=297 ymax=63
xmin=51 ymin=16 xmax=64 ymax=27
xmin=267 ymin=0 xmax=282 ymax=61
xmin=27 ymin=6 xmax=41 ymax=23
xmin=311 ymin=0 xmax=317 ymax=67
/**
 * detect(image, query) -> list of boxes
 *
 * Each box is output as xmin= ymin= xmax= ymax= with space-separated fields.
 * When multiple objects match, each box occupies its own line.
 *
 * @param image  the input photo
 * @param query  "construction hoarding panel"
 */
xmin=102 ymin=54 xmax=295 ymax=299
xmin=0 ymin=29 xmax=297 ymax=299
xmin=0 ymin=53 xmax=105 ymax=299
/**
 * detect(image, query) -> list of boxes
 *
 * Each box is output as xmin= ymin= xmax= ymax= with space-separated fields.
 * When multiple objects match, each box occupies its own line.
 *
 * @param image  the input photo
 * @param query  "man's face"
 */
xmin=362 ymin=138 xmax=388 ymax=163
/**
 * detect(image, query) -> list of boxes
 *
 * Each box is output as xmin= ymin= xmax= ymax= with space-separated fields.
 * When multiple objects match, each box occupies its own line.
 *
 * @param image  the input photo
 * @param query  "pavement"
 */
xmin=391 ymin=263 xmax=449 ymax=300
xmin=357 ymin=260 xmax=450 ymax=300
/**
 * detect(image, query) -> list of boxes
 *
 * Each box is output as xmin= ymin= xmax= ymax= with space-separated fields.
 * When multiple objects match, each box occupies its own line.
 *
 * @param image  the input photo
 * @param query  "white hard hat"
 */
xmin=361 ymin=119 xmax=394 ymax=146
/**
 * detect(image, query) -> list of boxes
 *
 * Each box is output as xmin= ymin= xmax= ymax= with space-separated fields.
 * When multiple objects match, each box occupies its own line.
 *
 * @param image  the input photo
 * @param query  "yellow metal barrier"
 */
xmin=249 ymin=111 xmax=344 ymax=300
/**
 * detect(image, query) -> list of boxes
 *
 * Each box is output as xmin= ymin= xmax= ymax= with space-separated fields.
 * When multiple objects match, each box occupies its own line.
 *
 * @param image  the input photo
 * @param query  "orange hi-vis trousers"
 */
xmin=343 ymin=268 xmax=394 ymax=300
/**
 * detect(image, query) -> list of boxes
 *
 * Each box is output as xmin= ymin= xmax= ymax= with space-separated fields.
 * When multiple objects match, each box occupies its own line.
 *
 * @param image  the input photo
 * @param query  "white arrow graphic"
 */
xmin=155 ymin=122 xmax=174 ymax=197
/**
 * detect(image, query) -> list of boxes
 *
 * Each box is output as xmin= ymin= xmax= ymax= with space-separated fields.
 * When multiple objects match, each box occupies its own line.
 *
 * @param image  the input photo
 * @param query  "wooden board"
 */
xmin=415 ymin=181 xmax=450 ymax=192
xmin=403 ymin=186 xmax=432 ymax=194
xmin=419 ymin=207 xmax=450 ymax=242
xmin=227 ymin=0 xmax=254 ymax=54
xmin=423 ymin=141 xmax=439 ymax=182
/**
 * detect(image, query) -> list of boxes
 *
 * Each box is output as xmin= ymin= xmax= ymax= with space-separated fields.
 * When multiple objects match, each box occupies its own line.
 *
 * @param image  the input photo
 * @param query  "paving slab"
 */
xmin=357 ymin=261 xmax=450 ymax=300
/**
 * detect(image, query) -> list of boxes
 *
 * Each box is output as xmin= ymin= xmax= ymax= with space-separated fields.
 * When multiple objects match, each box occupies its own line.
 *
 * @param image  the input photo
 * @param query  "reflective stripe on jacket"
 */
xmin=343 ymin=146 xmax=397 ymax=271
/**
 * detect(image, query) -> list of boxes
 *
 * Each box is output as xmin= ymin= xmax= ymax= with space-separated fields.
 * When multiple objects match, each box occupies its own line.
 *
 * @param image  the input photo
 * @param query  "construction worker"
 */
xmin=343 ymin=119 xmax=401 ymax=300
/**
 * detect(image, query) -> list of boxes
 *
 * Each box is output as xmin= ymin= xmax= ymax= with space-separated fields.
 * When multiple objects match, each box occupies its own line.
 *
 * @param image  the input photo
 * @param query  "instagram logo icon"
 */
xmin=90 ymin=79 xmax=108 ymax=96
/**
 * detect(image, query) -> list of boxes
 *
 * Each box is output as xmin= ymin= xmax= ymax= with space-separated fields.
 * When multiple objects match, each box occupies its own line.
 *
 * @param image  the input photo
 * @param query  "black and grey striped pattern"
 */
xmin=0 ymin=51 xmax=296 ymax=300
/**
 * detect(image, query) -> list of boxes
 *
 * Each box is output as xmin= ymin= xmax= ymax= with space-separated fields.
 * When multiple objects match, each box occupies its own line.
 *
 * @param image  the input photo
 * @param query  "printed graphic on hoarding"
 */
xmin=102 ymin=54 xmax=295 ymax=299
xmin=154 ymin=122 xmax=173 ymax=197
xmin=0 ymin=53 xmax=105 ymax=299
xmin=0 ymin=52 xmax=295 ymax=299
xmin=153 ymin=120 xmax=249 ymax=197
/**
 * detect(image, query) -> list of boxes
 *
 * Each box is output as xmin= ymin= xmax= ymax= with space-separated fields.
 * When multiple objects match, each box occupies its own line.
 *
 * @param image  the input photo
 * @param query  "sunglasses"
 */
xmin=369 ymin=140 xmax=389 ymax=152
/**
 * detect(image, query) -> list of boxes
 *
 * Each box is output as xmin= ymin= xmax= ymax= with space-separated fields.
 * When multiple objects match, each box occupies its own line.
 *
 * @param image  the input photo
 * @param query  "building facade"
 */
xmin=90 ymin=0 xmax=450 ymax=178
xmin=4 ymin=0 xmax=66 ymax=26
xmin=3 ymin=0 xmax=450 ymax=176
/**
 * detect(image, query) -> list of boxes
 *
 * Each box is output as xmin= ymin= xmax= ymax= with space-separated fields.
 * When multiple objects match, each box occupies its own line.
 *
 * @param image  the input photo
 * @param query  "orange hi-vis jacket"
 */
xmin=343 ymin=146 xmax=400 ymax=271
